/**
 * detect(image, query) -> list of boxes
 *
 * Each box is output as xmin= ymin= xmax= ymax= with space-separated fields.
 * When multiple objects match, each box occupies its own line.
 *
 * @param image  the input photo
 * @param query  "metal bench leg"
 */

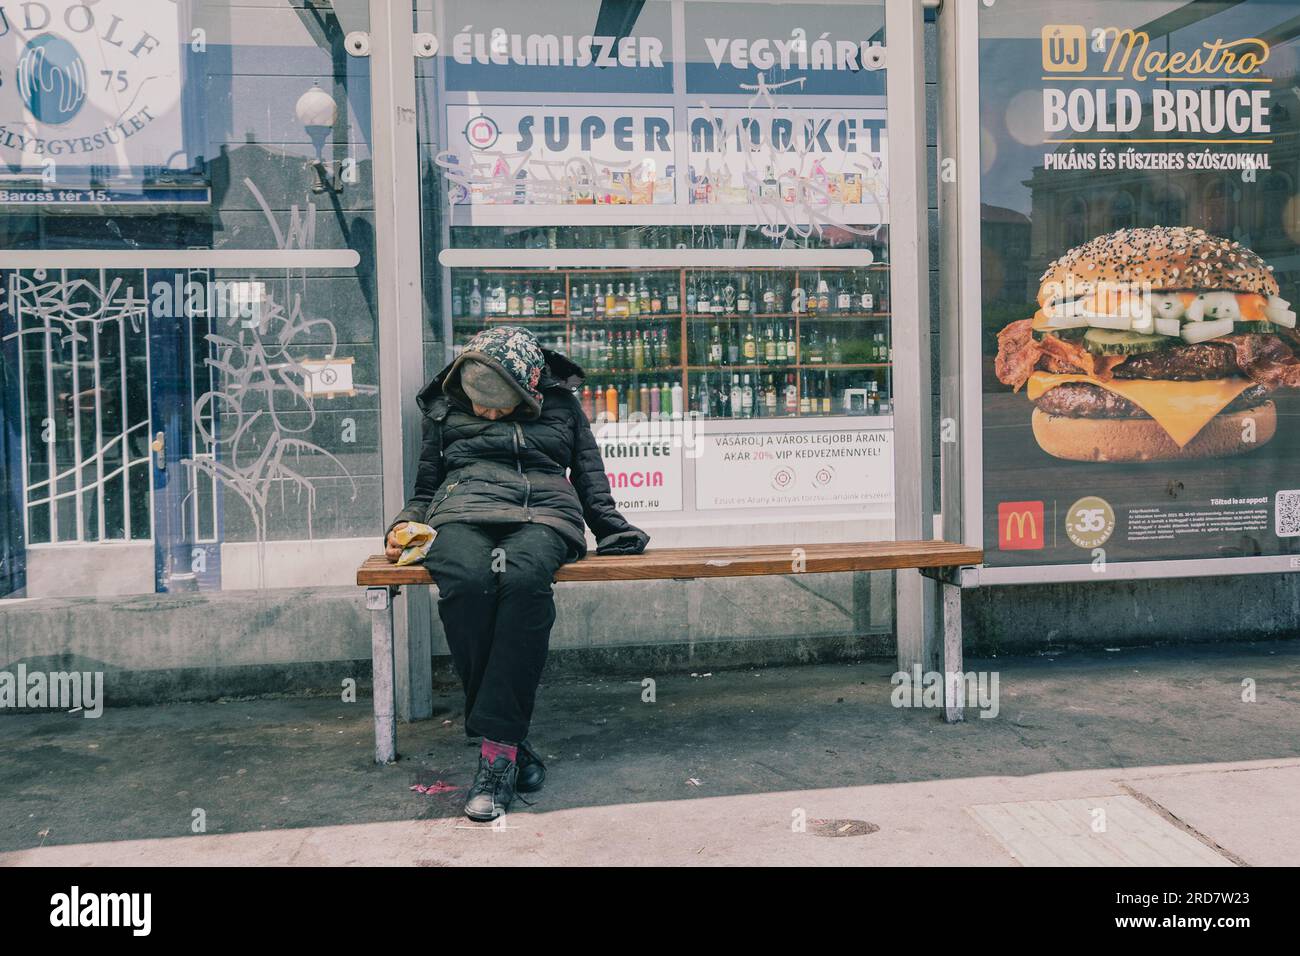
xmin=367 ymin=586 xmax=398 ymax=764
xmin=942 ymin=581 xmax=965 ymax=724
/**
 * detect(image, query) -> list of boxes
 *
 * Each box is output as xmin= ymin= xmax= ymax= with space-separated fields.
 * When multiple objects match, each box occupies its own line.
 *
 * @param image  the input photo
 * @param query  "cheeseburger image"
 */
xmin=996 ymin=226 xmax=1300 ymax=461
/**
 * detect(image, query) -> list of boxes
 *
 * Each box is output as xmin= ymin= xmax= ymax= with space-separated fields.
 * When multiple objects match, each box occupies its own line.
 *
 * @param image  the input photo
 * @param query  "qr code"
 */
xmin=1277 ymin=490 xmax=1300 ymax=537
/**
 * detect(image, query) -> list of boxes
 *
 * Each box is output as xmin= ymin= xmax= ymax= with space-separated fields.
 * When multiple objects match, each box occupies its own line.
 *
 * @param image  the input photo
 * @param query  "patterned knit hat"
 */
xmin=447 ymin=325 xmax=545 ymax=417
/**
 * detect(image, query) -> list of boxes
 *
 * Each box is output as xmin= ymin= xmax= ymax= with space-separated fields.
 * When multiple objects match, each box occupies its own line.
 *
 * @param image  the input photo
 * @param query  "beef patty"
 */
xmin=1111 ymin=343 xmax=1238 ymax=381
xmin=1033 ymin=382 xmax=1270 ymax=419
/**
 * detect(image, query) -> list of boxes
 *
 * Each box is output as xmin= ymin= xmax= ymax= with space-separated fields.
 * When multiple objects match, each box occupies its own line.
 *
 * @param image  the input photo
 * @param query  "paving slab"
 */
xmin=1122 ymin=765 xmax=1300 ymax=867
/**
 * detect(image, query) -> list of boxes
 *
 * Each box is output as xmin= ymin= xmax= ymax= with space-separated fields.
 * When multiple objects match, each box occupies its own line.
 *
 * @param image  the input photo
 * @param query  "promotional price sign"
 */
xmin=694 ymin=427 xmax=892 ymax=512
xmin=974 ymin=0 xmax=1300 ymax=577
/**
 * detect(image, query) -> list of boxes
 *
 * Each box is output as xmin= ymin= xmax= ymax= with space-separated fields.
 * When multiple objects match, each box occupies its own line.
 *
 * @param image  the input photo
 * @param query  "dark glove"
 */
xmin=596 ymin=529 xmax=650 ymax=556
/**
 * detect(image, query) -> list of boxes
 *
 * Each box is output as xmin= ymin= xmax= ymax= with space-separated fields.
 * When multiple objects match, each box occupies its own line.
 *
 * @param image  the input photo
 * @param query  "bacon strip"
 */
xmin=1038 ymin=332 xmax=1124 ymax=381
xmin=995 ymin=317 xmax=1126 ymax=390
xmin=994 ymin=319 xmax=1040 ymax=391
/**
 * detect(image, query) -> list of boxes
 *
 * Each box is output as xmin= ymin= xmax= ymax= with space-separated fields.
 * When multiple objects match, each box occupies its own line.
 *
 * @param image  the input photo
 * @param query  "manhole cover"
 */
xmin=809 ymin=818 xmax=879 ymax=838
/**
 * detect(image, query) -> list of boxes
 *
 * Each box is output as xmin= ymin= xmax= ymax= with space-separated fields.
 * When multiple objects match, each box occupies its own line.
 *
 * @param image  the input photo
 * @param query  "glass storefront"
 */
xmin=1 ymin=0 xmax=379 ymax=597
xmin=1 ymin=0 xmax=909 ymax=599
xmin=414 ymin=0 xmax=895 ymax=547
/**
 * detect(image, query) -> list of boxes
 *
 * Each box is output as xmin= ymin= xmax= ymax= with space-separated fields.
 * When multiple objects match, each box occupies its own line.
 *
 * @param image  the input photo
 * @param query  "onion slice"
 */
xmin=1180 ymin=317 xmax=1234 ymax=343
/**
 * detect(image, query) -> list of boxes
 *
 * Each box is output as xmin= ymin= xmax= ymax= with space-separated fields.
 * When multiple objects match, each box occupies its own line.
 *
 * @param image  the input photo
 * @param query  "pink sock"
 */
xmin=481 ymin=739 xmax=518 ymax=764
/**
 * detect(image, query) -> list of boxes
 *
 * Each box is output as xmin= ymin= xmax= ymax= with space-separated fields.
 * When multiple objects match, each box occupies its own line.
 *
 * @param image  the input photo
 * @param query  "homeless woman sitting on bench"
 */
xmin=384 ymin=325 xmax=648 ymax=821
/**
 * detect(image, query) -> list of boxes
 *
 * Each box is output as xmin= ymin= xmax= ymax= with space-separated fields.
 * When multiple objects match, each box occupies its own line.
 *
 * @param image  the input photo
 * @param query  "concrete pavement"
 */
xmin=2 ymin=640 xmax=1298 ymax=866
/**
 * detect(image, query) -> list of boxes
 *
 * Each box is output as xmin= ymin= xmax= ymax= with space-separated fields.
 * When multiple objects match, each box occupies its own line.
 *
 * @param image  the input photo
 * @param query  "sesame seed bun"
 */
xmin=1030 ymin=402 xmax=1277 ymax=462
xmin=1037 ymin=226 xmax=1279 ymax=307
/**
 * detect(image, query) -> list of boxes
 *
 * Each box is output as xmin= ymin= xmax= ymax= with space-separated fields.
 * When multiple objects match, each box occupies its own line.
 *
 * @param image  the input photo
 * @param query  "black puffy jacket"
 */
xmin=386 ymin=349 xmax=648 ymax=561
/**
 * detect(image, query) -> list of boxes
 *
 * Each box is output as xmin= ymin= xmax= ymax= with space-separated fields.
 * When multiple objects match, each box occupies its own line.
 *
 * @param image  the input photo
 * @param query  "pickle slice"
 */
xmin=1234 ymin=320 xmax=1278 ymax=334
xmin=1032 ymin=325 xmax=1087 ymax=342
xmin=1082 ymin=328 xmax=1176 ymax=356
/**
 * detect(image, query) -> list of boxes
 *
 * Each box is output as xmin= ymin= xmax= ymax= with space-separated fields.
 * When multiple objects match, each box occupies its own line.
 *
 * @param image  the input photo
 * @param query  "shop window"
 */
xmin=1 ymin=0 xmax=380 ymax=597
xmin=417 ymin=0 xmax=895 ymax=547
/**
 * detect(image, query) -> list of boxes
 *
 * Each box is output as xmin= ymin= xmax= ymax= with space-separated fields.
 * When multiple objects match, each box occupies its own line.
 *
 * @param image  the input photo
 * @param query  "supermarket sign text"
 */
xmin=439 ymin=105 xmax=674 ymax=205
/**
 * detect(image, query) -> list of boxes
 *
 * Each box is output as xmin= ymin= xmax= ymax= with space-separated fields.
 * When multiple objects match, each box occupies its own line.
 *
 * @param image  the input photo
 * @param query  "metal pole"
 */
xmin=367 ymin=586 xmax=398 ymax=763
xmin=885 ymin=0 xmax=938 ymax=673
xmin=369 ymin=0 xmax=435 ymax=722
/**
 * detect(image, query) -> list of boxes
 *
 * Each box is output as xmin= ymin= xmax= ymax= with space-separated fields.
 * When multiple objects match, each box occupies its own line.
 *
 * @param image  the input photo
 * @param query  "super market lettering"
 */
xmin=516 ymin=113 xmax=672 ymax=154
xmin=451 ymin=27 xmax=664 ymax=68
xmin=704 ymin=35 xmax=885 ymax=73
xmin=691 ymin=113 xmax=884 ymax=155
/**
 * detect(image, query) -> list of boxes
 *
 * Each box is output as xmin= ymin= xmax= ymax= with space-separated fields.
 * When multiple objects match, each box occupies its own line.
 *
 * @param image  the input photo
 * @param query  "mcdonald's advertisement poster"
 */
xmin=978 ymin=0 xmax=1300 ymax=570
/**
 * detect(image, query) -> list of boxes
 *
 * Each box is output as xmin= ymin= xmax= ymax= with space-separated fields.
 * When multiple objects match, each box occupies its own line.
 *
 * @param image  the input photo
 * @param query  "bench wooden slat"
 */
xmin=356 ymin=540 xmax=982 ymax=586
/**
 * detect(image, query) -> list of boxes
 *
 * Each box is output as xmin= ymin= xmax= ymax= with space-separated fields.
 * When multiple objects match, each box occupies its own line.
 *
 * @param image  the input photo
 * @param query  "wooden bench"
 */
xmin=357 ymin=540 xmax=982 ymax=763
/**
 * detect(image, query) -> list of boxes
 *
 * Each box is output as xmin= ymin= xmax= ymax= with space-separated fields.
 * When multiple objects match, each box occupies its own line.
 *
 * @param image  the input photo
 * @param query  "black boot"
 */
xmin=516 ymin=740 xmax=546 ymax=793
xmin=463 ymin=755 xmax=518 ymax=821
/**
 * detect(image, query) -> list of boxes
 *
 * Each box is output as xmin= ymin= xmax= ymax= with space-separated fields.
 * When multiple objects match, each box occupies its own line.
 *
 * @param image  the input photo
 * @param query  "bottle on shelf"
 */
xmin=696 ymin=281 xmax=711 ymax=315
xmin=491 ymin=277 xmax=507 ymax=316
xmin=468 ymin=277 xmax=483 ymax=320
xmin=743 ymin=324 xmax=757 ymax=365
xmin=784 ymin=373 xmax=798 ymax=415
xmin=859 ymin=275 xmax=875 ymax=314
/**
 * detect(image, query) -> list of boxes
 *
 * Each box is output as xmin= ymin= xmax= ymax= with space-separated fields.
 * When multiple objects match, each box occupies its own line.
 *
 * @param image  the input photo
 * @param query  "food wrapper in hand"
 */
xmin=392 ymin=522 xmax=437 ymax=566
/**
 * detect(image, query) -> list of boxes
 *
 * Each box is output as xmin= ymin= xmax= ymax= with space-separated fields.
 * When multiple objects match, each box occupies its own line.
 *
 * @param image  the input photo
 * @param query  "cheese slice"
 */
xmin=1026 ymin=371 xmax=1254 ymax=447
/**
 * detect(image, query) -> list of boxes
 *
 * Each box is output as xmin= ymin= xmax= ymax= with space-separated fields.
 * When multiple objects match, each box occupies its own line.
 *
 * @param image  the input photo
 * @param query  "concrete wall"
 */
xmin=0 ymin=571 xmax=896 ymax=705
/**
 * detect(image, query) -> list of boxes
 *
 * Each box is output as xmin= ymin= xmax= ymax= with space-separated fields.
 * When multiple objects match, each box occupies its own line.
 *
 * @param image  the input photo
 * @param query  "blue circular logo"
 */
xmin=17 ymin=34 xmax=87 ymax=125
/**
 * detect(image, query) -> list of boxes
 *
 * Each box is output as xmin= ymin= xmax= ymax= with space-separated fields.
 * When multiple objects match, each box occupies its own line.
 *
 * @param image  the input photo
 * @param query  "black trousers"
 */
xmin=424 ymin=521 xmax=569 ymax=744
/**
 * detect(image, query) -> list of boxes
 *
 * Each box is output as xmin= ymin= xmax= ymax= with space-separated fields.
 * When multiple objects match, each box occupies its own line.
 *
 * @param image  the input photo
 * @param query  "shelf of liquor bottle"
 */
xmin=567 ymin=313 xmax=685 ymax=322
xmin=455 ymin=265 xmax=889 ymax=275
xmin=579 ymin=366 xmax=684 ymax=375
xmin=682 ymin=264 xmax=890 ymax=272
xmin=686 ymin=312 xmax=890 ymax=321
xmin=476 ymin=266 xmax=685 ymax=274
xmin=453 ymin=315 xmax=574 ymax=324
xmin=687 ymin=363 xmax=892 ymax=371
